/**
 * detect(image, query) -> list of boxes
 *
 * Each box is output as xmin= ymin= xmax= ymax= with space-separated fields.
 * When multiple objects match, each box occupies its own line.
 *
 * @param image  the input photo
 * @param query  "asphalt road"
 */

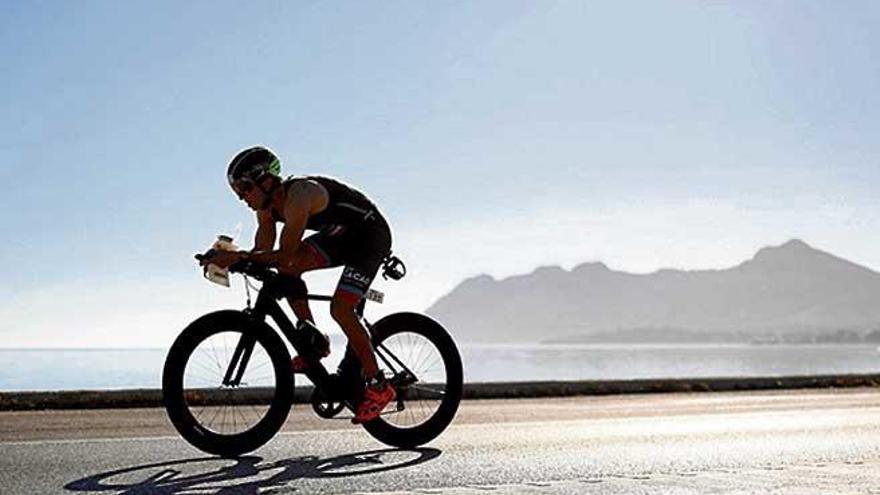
xmin=2 ymin=388 xmax=880 ymax=494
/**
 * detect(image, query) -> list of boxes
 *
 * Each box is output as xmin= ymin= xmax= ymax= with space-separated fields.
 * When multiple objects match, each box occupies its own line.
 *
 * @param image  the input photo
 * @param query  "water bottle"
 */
xmin=212 ymin=234 xmax=238 ymax=252
xmin=205 ymin=235 xmax=238 ymax=287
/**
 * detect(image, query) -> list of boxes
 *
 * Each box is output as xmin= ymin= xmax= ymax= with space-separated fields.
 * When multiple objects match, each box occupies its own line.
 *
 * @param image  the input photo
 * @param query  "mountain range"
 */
xmin=425 ymin=240 xmax=880 ymax=344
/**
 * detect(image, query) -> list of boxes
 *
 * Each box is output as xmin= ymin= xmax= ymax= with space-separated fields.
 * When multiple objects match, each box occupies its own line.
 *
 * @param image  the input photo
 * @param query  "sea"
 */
xmin=2 ymin=340 xmax=879 ymax=391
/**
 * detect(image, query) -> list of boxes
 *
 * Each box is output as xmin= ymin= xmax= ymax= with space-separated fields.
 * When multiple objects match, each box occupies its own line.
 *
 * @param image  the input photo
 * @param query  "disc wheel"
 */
xmin=162 ymin=310 xmax=294 ymax=457
xmin=361 ymin=312 xmax=463 ymax=447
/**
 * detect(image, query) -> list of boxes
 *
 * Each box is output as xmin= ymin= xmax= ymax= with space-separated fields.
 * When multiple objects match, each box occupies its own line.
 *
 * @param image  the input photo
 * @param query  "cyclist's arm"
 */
xmin=242 ymin=179 xmax=328 ymax=269
xmin=253 ymin=209 xmax=276 ymax=251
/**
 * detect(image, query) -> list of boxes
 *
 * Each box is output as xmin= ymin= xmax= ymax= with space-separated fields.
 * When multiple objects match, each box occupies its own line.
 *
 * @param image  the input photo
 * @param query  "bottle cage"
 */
xmin=381 ymin=254 xmax=407 ymax=281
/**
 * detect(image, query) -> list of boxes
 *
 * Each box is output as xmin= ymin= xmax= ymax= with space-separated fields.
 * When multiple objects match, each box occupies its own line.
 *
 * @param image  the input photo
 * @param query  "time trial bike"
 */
xmin=162 ymin=253 xmax=463 ymax=457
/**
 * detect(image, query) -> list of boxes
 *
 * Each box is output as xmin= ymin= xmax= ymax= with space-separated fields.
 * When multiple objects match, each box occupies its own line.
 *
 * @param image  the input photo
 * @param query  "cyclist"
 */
xmin=204 ymin=145 xmax=395 ymax=424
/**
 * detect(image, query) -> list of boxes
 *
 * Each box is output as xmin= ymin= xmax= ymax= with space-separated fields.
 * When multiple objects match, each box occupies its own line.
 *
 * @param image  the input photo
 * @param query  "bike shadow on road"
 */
xmin=64 ymin=447 xmax=441 ymax=494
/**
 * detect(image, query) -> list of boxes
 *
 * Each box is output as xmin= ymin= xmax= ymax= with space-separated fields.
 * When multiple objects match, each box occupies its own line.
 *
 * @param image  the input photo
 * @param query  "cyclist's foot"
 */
xmin=290 ymin=328 xmax=331 ymax=374
xmin=290 ymin=350 xmax=331 ymax=373
xmin=352 ymin=375 xmax=396 ymax=424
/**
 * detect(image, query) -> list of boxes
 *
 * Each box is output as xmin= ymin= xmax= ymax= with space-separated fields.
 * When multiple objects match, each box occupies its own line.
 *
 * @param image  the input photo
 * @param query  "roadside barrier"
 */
xmin=1 ymin=374 xmax=878 ymax=411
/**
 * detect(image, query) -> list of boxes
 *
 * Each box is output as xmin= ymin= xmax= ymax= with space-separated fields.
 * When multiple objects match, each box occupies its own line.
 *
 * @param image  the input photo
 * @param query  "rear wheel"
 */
xmin=362 ymin=313 xmax=463 ymax=447
xmin=162 ymin=310 xmax=293 ymax=457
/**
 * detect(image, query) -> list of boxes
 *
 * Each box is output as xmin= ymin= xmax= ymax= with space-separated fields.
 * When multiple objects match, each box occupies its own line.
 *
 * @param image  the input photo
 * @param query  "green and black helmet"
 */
xmin=226 ymin=146 xmax=282 ymax=187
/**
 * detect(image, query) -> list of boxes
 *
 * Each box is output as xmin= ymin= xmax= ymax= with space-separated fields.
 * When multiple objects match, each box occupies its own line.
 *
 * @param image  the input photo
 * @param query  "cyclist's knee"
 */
xmin=278 ymin=258 xmax=304 ymax=276
xmin=330 ymin=296 xmax=358 ymax=324
xmin=278 ymin=274 xmax=308 ymax=300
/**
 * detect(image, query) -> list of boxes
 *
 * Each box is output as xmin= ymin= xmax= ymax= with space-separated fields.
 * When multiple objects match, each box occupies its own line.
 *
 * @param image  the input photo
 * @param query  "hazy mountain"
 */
xmin=426 ymin=240 xmax=880 ymax=343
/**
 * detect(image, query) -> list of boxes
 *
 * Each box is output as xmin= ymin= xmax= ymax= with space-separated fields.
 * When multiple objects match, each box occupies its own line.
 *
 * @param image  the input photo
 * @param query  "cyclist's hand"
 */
xmin=195 ymin=249 xmax=217 ymax=267
xmin=209 ymin=250 xmax=243 ymax=269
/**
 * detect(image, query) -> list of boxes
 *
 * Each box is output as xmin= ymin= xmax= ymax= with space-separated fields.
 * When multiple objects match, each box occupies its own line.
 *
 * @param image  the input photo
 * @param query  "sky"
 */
xmin=1 ymin=1 xmax=879 ymax=347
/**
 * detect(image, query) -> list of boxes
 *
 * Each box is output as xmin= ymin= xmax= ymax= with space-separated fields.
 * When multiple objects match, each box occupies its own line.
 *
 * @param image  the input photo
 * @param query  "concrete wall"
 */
xmin=1 ymin=374 xmax=878 ymax=411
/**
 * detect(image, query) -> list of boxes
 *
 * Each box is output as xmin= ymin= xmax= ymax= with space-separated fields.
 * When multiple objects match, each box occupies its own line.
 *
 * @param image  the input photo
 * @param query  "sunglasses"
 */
xmin=233 ymin=180 xmax=255 ymax=198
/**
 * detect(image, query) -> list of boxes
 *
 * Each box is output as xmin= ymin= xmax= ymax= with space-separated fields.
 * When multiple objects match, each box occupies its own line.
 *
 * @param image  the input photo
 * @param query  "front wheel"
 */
xmin=362 ymin=312 xmax=463 ymax=448
xmin=162 ymin=310 xmax=294 ymax=457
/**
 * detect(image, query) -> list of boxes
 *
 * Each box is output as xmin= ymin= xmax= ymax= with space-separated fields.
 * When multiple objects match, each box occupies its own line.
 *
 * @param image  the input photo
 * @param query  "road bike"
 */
xmin=162 ymin=253 xmax=463 ymax=457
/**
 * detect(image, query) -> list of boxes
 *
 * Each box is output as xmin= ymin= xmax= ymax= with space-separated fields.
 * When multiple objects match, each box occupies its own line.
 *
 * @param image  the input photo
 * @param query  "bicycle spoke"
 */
xmin=205 ymin=405 xmax=223 ymax=430
xmin=372 ymin=330 xmax=451 ymax=429
xmin=190 ymin=358 xmax=224 ymax=380
xmin=245 ymin=373 xmax=276 ymax=384
xmin=196 ymin=349 xmax=223 ymax=377
xmin=419 ymin=354 xmax=443 ymax=377
xmin=182 ymin=329 xmax=282 ymax=436
xmin=184 ymin=373 xmax=221 ymax=386
xmin=413 ymin=344 xmax=435 ymax=376
xmin=230 ymin=400 xmax=237 ymax=432
xmin=209 ymin=340 xmax=223 ymax=374
xmin=234 ymin=403 xmax=251 ymax=431
xmin=248 ymin=404 xmax=267 ymax=424
xmin=244 ymin=359 xmax=272 ymax=375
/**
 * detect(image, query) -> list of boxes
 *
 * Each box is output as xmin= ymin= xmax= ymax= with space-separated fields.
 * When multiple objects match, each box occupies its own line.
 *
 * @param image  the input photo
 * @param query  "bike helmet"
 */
xmin=226 ymin=146 xmax=282 ymax=187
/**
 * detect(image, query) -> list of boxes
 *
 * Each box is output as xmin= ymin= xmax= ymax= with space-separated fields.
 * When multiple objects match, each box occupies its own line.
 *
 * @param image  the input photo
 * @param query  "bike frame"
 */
xmin=221 ymin=268 xmax=415 ymax=404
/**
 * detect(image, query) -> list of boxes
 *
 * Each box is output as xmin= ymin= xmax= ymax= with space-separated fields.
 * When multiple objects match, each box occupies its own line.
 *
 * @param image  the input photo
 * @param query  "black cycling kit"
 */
xmin=271 ymin=175 xmax=392 ymax=302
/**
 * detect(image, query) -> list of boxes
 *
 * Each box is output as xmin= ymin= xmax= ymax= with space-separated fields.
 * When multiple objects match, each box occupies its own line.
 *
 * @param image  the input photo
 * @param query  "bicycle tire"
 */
xmin=162 ymin=310 xmax=294 ymax=457
xmin=362 ymin=312 xmax=463 ymax=448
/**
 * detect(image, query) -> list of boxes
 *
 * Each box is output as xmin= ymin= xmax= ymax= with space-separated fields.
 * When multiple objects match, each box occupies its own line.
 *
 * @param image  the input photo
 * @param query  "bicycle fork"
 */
xmin=222 ymin=334 xmax=256 ymax=387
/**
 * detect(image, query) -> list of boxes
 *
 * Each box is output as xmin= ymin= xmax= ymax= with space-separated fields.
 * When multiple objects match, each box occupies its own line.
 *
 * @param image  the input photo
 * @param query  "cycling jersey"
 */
xmin=273 ymin=175 xmax=392 ymax=303
xmin=271 ymin=175 xmax=382 ymax=229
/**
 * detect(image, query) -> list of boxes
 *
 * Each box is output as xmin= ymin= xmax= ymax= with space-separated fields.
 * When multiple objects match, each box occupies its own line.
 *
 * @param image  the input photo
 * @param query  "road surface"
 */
xmin=2 ymin=388 xmax=880 ymax=494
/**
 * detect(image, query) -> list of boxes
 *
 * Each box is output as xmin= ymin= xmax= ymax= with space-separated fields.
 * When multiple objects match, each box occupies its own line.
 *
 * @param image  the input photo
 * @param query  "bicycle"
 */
xmin=162 ymin=252 xmax=463 ymax=457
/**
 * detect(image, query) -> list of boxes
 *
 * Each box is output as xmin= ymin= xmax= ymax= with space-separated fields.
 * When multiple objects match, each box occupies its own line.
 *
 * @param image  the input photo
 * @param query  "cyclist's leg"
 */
xmin=332 ymin=260 xmax=398 ymax=423
xmin=331 ymin=279 xmax=379 ymax=376
xmin=283 ymin=234 xmax=344 ymax=372
xmin=301 ymin=221 xmax=391 ymax=378
xmin=279 ymin=235 xmax=338 ymax=323
xmin=316 ymin=221 xmax=394 ymax=422
xmin=327 ymin=224 xmax=391 ymax=380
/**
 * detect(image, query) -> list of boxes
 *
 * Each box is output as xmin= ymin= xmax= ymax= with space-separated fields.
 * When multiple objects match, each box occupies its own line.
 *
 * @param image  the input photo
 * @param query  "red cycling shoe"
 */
xmin=352 ymin=379 xmax=396 ymax=424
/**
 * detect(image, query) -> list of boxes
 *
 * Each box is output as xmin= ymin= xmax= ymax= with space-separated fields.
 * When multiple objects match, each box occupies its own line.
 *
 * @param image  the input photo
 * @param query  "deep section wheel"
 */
xmin=362 ymin=312 xmax=463 ymax=447
xmin=162 ymin=310 xmax=294 ymax=456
